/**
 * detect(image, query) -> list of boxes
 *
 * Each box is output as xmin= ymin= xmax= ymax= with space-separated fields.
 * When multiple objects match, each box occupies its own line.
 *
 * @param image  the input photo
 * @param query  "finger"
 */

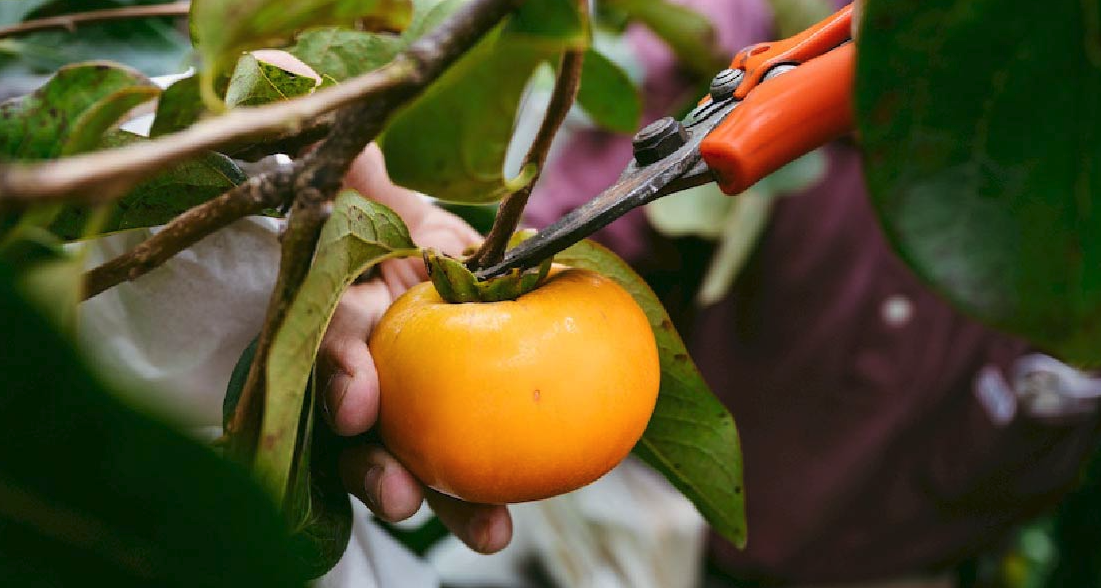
xmin=425 ymin=489 xmax=512 ymax=554
xmin=379 ymin=258 xmax=423 ymax=298
xmin=318 ymin=281 xmax=391 ymax=435
xmin=340 ymin=445 xmax=424 ymax=522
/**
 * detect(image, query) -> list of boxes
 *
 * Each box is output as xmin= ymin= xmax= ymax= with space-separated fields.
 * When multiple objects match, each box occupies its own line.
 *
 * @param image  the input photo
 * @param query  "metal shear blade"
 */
xmin=474 ymin=98 xmax=740 ymax=280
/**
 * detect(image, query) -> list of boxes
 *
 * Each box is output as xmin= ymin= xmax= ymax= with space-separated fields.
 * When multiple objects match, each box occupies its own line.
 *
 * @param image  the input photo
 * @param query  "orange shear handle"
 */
xmin=700 ymin=42 xmax=855 ymax=195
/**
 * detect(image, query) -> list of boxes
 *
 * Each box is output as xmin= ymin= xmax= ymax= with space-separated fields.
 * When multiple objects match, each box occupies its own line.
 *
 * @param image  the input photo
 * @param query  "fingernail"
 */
xmin=363 ymin=465 xmax=384 ymax=514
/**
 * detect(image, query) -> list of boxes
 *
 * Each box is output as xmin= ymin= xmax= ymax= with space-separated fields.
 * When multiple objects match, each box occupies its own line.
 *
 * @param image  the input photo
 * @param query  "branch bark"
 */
xmin=0 ymin=2 xmax=191 ymax=39
xmin=0 ymin=59 xmax=415 ymax=211
xmin=226 ymin=0 xmax=525 ymax=460
xmin=468 ymin=47 xmax=585 ymax=269
xmin=83 ymin=169 xmax=295 ymax=300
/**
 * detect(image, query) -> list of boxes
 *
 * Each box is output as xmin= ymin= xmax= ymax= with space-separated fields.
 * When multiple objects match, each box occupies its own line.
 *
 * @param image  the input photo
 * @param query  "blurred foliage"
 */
xmin=856 ymin=0 xmax=1101 ymax=367
xmin=0 ymin=261 xmax=308 ymax=587
xmin=0 ymin=0 xmax=192 ymax=82
xmin=380 ymin=0 xmax=584 ymax=203
xmin=188 ymin=0 xmax=412 ymax=105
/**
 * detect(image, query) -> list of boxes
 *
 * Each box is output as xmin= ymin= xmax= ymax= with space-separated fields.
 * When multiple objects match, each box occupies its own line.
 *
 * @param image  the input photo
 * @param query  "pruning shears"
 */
xmin=475 ymin=4 xmax=856 ymax=280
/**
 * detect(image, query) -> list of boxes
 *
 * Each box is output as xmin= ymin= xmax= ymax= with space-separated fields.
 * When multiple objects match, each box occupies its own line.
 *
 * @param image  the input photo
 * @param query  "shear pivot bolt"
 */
xmin=709 ymin=68 xmax=743 ymax=101
xmin=633 ymin=117 xmax=687 ymax=166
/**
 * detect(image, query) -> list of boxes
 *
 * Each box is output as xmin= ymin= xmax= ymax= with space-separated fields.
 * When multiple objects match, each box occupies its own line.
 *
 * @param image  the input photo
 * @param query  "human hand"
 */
xmin=320 ymin=145 xmax=514 ymax=554
xmin=251 ymin=49 xmax=513 ymax=554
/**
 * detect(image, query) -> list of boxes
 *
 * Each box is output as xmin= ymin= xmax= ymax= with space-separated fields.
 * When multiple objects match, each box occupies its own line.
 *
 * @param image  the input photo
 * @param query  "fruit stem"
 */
xmin=467 ymin=1 xmax=589 ymax=270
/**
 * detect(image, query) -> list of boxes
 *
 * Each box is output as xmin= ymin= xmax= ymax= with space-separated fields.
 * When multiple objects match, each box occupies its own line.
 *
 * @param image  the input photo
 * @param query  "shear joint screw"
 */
xmin=632 ymin=117 xmax=688 ymax=166
xmin=709 ymin=68 xmax=744 ymax=101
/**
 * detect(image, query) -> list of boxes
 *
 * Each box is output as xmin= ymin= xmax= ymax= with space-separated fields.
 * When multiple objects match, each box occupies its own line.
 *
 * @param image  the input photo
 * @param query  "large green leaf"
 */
xmin=255 ymin=192 xmax=418 ymax=503
xmin=288 ymin=27 xmax=404 ymax=83
xmin=189 ymin=0 xmax=412 ymax=104
xmin=49 ymin=130 xmax=246 ymax=240
xmin=380 ymin=29 xmax=546 ymax=203
xmin=380 ymin=0 xmax=585 ymax=203
xmin=0 ymin=61 xmax=158 ymax=159
xmin=378 ymin=0 xmax=585 ymax=202
xmin=576 ymin=48 xmax=640 ymax=133
xmin=556 ymin=240 xmax=747 ymax=548
xmin=855 ymin=0 xmax=1101 ymax=366
xmin=0 ymin=262 xmax=307 ymax=586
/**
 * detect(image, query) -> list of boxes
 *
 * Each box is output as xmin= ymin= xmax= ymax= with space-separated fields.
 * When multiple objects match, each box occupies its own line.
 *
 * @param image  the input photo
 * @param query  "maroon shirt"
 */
xmin=527 ymin=0 xmax=1100 ymax=583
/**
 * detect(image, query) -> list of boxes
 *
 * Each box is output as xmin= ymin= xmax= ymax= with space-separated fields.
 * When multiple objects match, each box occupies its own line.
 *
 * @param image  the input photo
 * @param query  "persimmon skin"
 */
xmin=369 ymin=267 xmax=660 ymax=504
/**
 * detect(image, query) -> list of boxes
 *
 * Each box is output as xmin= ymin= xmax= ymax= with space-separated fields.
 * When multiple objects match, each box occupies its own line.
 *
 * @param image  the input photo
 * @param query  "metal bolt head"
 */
xmin=709 ymin=68 xmax=743 ymax=102
xmin=632 ymin=117 xmax=688 ymax=165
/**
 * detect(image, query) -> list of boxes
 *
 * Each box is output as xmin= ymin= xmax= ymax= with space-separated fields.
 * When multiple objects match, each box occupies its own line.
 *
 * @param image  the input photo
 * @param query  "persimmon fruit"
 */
xmin=369 ymin=267 xmax=660 ymax=504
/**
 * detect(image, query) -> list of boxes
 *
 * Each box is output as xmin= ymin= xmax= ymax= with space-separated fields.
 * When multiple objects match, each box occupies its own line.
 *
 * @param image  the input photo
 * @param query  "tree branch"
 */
xmin=0 ymin=2 xmax=191 ymax=39
xmin=468 ymin=46 xmax=585 ymax=269
xmin=0 ymin=58 xmax=416 ymax=211
xmin=226 ymin=0 xmax=525 ymax=460
xmin=83 ymin=169 xmax=295 ymax=300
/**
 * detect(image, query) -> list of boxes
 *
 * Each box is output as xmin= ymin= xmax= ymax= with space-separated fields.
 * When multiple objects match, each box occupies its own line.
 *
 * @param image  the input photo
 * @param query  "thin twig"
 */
xmin=0 ymin=2 xmax=191 ymax=38
xmin=468 ymin=47 xmax=585 ymax=269
xmin=83 ymin=169 xmax=296 ymax=300
xmin=0 ymin=59 xmax=416 ymax=210
xmin=227 ymin=0 xmax=525 ymax=461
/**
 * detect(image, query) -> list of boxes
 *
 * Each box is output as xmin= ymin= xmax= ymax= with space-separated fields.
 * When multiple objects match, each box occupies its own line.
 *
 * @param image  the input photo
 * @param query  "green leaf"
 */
xmin=225 ymin=53 xmax=318 ymax=108
xmin=763 ymin=0 xmax=834 ymax=38
xmin=855 ymin=0 xmax=1101 ymax=366
xmin=284 ymin=375 xmax=354 ymax=579
xmin=401 ymin=0 xmax=467 ymax=43
xmin=0 ymin=227 xmax=84 ymax=330
xmin=696 ymin=189 xmax=774 ymax=307
xmin=555 ymin=239 xmax=747 ymax=548
xmin=603 ymin=0 xmax=724 ymax=77
xmin=49 ymin=130 xmax=246 ymax=240
xmin=224 ymin=339 xmax=351 ymax=578
xmin=576 ymin=48 xmax=640 ymax=133
xmin=380 ymin=29 xmax=554 ymax=203
xmin=255 ymin=191 xmax=418 ymax=504
xmin=0 ymin=61 xmax=158 ymax=159
xmin=380 ymin=0 xmax=585 ymax=203
xmin=0 ymin=1 xmax=191 ymax=78
xmin=505 ymin=0 xmax=586 ymax=43
xmin=189 ymin=0 xmax=412 ymax=105
xmin=0 ymin=261 xmax=307 ymax=586
xmin=149 ymin=76 xmax=209 ymax=137
xmin=289 ymin=27 xmax=404 ymax=83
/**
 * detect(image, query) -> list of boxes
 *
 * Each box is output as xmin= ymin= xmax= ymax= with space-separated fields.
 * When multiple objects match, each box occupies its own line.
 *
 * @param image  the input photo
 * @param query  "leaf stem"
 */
xmin=467 ymin=43 xmax=585 ymax=270
xmin=0 ymin=2 xmax=191 ymax=39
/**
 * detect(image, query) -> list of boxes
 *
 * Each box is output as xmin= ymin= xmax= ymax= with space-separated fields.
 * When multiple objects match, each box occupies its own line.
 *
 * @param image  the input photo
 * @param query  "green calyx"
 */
xmin=425 ymin=244 xmax=552 ymax=304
